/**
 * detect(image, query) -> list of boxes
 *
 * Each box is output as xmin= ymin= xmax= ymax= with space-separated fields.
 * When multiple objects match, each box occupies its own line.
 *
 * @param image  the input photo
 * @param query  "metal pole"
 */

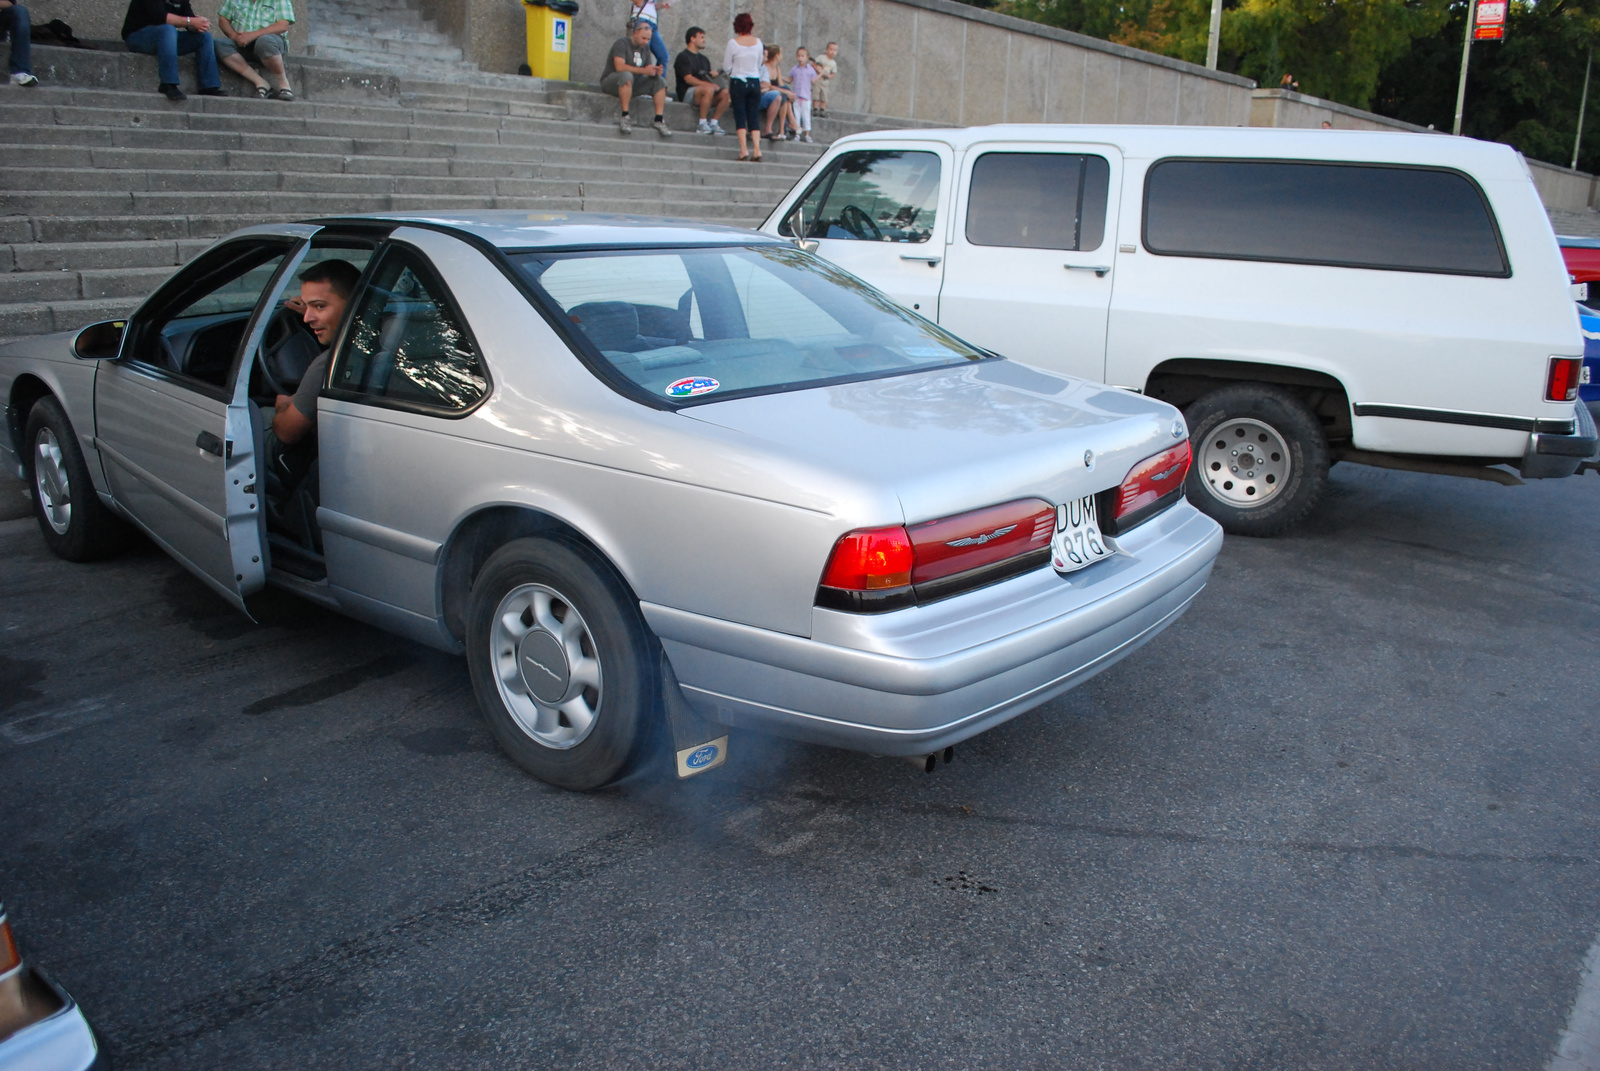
xmin=1206 ymin=0 xmax=1223 ymax=70
xmin=1574 ymin=51 xmax=1592 ymax=170
xmin=1453 ymin=0 xmax=1475 ymax=136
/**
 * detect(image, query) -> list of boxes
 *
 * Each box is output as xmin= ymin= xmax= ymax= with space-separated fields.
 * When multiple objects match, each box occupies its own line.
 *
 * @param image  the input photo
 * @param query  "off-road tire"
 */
xmin=1184 ymin=384 xmax=1329 ymax=537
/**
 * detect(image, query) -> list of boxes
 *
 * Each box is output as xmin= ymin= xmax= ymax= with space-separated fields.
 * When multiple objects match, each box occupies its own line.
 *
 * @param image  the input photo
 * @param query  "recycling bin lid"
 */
xmin=522 ymin=0 xmax=548 ymax=7
xmin=548 ymin=0 xmax=579 ymax=12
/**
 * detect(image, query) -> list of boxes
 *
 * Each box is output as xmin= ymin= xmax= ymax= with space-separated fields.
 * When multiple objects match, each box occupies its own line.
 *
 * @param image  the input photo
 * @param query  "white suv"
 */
xmin=763 ymin=125 xmax=1599 ymax=535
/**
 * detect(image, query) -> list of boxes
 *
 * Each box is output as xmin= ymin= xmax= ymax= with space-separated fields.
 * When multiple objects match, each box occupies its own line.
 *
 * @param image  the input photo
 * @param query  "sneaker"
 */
xmin=697 ymin=118 xmax=712 ymax=134
xmin=618 ymin=113 xmax=633 ymax=135
xmin=801 ymin=132 xmax=813 ymax=143
xmin=708 ymin=120 xmax=727 ymax=135
xmin=10 ymin=72 xmax=38 ymax=88
xmin=654 ymin=117 xmax=673 ymax=138
xmin=159 ymin=82 xmax=187 ymax=101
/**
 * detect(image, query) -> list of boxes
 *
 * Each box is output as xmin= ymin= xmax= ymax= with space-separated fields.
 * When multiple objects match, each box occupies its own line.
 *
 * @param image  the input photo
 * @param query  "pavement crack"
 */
xmin=110 ymin=825 xmax=645 ymax=1065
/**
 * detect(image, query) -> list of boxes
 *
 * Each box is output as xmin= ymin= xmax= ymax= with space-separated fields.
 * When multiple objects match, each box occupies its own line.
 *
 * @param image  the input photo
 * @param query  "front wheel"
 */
xmin=1184 ymin=384 xmax=1329 ymax=537
xmin=464 ymin=537 xmax=657 ymax=791
xmin=24 ymin=396 xmax=128 ymax=561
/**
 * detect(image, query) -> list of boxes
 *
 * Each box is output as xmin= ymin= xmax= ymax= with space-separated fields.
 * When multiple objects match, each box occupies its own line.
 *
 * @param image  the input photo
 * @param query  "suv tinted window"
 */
xmin=334 ymin=247 xmax=488 ymax=412
xmin=966 ymin=152 xmax=1110 ymax=251
xmin=779 ymin=150 xmax=941 ymax=243
xmin=1143 ymin=159 xmax=1508 ymax=276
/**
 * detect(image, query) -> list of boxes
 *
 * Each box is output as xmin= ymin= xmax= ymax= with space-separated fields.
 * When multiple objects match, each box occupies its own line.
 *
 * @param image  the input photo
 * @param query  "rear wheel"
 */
xmin=1184 ymin=384 xmax=1329 ymax=537
xmin=464 ymin=537 xmax=657 ymax=790
xmin=23 ymin=396 xmax=128 ymax=561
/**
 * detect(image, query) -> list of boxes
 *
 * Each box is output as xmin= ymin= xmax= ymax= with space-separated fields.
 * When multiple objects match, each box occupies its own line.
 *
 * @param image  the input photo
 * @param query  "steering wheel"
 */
xmin=839 ymin=204 xmax=883 ymax=242
xmin=256 ymin=305 xmax=307 ymax=397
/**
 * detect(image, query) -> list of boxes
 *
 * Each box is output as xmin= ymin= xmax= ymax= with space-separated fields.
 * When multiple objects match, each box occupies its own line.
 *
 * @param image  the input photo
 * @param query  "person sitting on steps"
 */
xmin=214 ymin=0 xmax=297 ymax=101
xmin=601 ymin=19 xmax=674 ymax=138
xmin=122 ymin=0 xmax=224 ymax=101
xmin=674 ymin=26 xmax=729 ymax=135
xmin=0 ymin=2 xmax=39 ymax=87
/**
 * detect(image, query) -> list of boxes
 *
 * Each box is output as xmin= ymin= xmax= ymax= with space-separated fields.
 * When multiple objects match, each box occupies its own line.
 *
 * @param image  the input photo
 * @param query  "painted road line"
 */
xmin=1550 ymin=933 xmax=1600 ymax=1071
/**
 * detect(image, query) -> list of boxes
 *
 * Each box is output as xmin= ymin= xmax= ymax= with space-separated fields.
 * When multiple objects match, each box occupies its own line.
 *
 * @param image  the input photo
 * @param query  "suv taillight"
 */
xmin=817 ymin=499 xmax=1054 ymax=612
xmin=1102 ymin=440 xmax=1191 ymax=535
xmin=1548 ymin=357 xmax=1582 ymax=402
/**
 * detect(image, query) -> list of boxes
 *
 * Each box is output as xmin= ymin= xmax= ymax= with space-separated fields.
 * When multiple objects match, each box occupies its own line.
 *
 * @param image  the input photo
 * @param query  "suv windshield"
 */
xmin=510 ymin=244 xmax=986 ymax=405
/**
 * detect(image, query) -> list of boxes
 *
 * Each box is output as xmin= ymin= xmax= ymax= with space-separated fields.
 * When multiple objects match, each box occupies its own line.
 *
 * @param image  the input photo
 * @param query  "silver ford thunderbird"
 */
xmin=1 ymin=213 xmax=1222 ymax=790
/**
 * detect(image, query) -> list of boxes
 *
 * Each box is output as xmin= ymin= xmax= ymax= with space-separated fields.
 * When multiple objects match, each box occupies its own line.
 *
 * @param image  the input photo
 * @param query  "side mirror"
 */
xmin=786 ymin=206 xmax=819 ymax=252
xmin=73 ymin=320 xmax=126 ymax=360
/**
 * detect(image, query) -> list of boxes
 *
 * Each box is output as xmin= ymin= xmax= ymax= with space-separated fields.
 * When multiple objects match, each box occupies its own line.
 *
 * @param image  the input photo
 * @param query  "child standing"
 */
xmin=788 ymin=46 xmax=818 ymax=143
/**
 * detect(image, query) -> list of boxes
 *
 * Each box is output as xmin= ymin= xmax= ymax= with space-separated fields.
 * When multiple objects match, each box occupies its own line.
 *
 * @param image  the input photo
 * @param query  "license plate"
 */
xmin=1051 ymin=495 xmax=1113 ymax=574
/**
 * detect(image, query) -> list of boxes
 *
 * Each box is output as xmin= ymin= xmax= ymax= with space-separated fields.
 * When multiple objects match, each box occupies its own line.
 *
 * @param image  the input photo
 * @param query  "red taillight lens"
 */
xmin=0 ymin=912 xmax=20 ymax=978
xmin=1548 ymin=357 xmax=1582 ymax=402
xmin=907 ymin=499 xmax=1054 ymax=583
xmin=1114 ymin=440 xmax=1192 ymax=522
xmin=819 ymin=525 xmax=914 ymax=590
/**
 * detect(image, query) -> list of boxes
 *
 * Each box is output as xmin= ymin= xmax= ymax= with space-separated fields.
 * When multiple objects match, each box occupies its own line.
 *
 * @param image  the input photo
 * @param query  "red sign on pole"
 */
xmin=1474 ymin=0 xmax=1506 ymax=41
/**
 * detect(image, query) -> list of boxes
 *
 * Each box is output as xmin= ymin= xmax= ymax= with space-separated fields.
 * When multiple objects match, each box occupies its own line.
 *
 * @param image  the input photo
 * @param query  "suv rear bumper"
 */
xmin=645 ymin=503 xmax=1223 ymax=756
xmin=1522 ymin=401 xmax=1600 ymax=478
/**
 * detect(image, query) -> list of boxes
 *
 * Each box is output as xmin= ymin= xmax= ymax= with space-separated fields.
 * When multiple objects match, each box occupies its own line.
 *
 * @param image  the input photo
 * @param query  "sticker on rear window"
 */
xmin=666 ymin=376 xmax=720 ymax=398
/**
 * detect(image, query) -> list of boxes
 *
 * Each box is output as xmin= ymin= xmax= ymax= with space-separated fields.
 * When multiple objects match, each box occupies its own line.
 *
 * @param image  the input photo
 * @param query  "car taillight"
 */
xmin=0 ymin=905 xmax=20 ymax=980
xmin=819 ymin=525 xmax=914 ymax=591
xmin=818 ymin=499 xmax=1055 ymax=612
xmin=1106 ymin=440 xmax=1191 ymax=534
xmin=1548 ymin=357 xmax=1582 ymax=402
xmin=907 ymin=499 xmax=1054 ymax=584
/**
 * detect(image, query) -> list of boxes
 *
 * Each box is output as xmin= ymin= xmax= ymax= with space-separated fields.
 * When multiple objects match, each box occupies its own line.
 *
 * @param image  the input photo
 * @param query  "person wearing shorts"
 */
xmin=214 ymin=0 xmax=296 ymax=100
xmin=601 ymin=20 xmax=673 ymax=137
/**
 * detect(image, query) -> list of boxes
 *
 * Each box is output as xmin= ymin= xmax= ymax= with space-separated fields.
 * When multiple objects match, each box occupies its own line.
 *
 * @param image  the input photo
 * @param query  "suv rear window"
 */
xmin=511 ymin=244 xmax=987 ymax=406
xmin=1143 ymin=159 xmax=1509 ymax=277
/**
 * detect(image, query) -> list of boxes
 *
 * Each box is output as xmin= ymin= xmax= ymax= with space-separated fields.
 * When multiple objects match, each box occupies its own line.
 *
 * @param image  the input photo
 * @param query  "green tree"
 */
xmin=1373 ymin=0 xmax=1600 ymax=171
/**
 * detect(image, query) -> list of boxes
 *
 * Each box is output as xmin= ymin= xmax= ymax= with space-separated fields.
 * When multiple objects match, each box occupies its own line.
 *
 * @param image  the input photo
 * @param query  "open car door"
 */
xmin=93 ymin=225 xmax=319 ymax=611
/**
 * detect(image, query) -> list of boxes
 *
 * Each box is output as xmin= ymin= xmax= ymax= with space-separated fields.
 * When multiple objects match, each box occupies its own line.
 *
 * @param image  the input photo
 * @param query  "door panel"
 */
xmin=94 ymin=235 xmax=313 ymax=608
xmin=937 ymin=145 xmax=1123 ymax=382
xmin=781 ymin=145 xmax=953 ymax=318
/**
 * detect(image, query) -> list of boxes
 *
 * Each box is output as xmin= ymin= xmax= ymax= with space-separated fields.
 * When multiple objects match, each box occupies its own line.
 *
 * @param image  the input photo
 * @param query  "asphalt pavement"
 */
xmin=1 ymin=461 xmax=1598 ymax=1069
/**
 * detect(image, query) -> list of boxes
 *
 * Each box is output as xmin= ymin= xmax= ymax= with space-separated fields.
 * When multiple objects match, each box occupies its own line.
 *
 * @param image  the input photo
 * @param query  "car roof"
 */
xmin=824 ymin=124 xmax=1529 ymax=179
xmin=311 ymin=210 xmax=785 ymax=251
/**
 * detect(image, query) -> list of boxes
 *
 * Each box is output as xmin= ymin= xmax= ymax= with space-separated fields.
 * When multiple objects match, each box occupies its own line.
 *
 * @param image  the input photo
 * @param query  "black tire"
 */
xmin=23 ymin=396 xmax=128 ymax=562
xmin=1184 ymin=384 xmax=1329 ymax=537
xmin=464 ymin=537 xmax=657 ymax=791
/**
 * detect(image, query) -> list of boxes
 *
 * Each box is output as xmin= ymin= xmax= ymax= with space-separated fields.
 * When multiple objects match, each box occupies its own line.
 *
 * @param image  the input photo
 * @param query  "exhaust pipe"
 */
xmin=903 ymin=747 xmax=955 ymax=773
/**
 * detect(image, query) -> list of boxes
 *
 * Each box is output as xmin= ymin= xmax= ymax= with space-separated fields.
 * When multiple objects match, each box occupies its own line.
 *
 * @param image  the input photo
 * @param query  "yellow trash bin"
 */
xmin=523 ymin=0 xmax=579 ymax=81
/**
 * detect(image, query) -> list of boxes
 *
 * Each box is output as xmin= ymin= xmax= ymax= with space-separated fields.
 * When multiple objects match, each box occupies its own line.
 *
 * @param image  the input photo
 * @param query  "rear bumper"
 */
xmin=1521 ymin=401 xmax=1600 ymax=478
xmin=645 ymin=503 xmax=1224 ymax=755
xmin=0 ymin=970 xmax=104 ymax=1071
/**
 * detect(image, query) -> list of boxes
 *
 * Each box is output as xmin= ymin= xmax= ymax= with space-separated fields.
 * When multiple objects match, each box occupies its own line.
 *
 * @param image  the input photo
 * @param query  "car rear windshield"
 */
xmin=509 ymin=244 xmax=987 ymax=405
xmin=1143 ymin=159 xmax=1509 ymax=276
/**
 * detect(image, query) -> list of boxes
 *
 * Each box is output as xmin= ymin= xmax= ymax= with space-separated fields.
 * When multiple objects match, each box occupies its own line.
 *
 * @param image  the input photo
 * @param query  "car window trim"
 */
xmin=1139 ymin=156 xmax=1512 ymax=278
xmin=321 ymin=238 xmax=494 ymax=420
xmin=120 ymin=236 xmax=302 ymax=398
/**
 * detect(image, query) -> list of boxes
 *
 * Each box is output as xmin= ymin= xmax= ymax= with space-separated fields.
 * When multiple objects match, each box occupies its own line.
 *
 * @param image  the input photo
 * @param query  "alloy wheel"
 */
xmin=489 ymin=583 xmax=604 ymax=749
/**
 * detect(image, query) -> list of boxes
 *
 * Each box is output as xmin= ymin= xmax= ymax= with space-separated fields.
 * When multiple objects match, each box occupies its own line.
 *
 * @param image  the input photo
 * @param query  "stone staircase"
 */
xmin=0 ymin=42 xmax=920 ymax=341
xmin=302 ymin=0 xmax=483 ymax=82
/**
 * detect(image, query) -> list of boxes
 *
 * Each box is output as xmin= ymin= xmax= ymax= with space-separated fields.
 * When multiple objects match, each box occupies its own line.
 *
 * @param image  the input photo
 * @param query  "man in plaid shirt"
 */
xmin=214 ymin=0 xmax=296 ymax=100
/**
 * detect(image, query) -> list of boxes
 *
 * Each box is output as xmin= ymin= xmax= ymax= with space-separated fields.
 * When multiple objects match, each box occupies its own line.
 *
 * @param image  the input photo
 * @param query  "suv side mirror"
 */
xmin=786 ymin=206 xmax=818 ymax=252
xmin=73 ymin=320 xmax=126 ymax=360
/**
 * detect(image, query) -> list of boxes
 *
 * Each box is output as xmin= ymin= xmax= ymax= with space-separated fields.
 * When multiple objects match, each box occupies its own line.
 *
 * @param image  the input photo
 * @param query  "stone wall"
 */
xmin=1524 ymin=159 xmax=1598 ymax=212
xmin=1249 ymin=88 xmax=1431 ymax=133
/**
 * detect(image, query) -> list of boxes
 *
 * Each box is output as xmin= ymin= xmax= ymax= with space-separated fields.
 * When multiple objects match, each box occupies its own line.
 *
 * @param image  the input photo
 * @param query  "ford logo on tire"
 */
xmin=686 ymin=744 xmax=719 ymax=769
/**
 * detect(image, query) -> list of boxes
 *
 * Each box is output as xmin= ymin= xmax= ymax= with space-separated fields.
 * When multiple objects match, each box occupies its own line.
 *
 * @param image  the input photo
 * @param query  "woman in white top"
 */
xmin=723 ymin=13 xmax=764 ymax=162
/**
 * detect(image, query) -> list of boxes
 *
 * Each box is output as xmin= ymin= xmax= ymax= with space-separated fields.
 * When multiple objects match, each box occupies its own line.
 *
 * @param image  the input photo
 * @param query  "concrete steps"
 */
xmin=0 ymin=38 xmax=923 ymax=340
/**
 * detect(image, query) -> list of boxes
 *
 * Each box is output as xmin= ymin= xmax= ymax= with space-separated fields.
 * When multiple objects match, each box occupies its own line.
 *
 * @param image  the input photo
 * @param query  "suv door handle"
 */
xmin=195 ymin=430 xmax=224 ymax=457
xmin=900 ymin=254 xmax=942 ymax=266
xmin=1065 ymin=263 xmax=1111 ymax=277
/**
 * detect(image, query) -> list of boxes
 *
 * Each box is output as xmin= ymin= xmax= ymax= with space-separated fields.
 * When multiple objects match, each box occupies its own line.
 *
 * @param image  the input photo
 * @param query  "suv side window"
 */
xmin=332 ymin=246 xmax=489 ymax=413
xmin=966 ymin=152 xmax=1111 ymax=252
xmin=779 ymin=150 xmax=942 ymax=244
xmin=1143 ymin=159 xmax=1509 ymax=276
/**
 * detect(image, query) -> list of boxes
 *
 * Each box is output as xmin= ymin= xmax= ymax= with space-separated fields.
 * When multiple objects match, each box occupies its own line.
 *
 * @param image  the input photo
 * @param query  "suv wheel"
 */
xmin=1184 ymin=384 xmax=1329 ymax=537
xmin=24 ymin=396 xmax=128 ymax=561
xmin=464 ymin=537 xmax=657 ymax=790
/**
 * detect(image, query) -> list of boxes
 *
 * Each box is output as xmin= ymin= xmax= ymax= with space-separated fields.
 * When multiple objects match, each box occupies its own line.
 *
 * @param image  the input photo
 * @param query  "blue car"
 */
xmin=1579 ymin=301 xmax=1600 ymax=425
